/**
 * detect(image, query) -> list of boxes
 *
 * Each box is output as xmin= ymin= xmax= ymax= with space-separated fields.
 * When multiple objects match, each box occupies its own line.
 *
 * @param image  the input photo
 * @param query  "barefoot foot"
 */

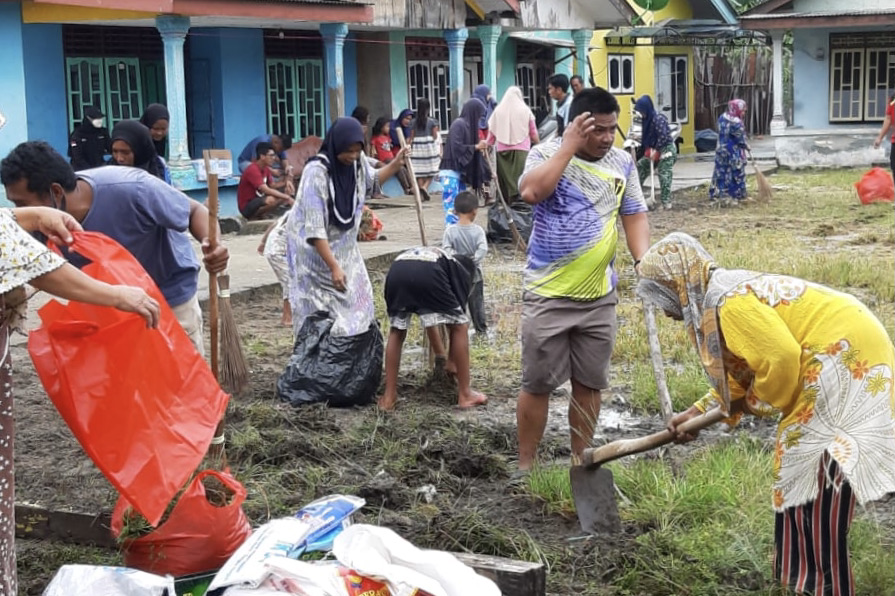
xmin=377 ymin=394 xmax=397 ymax=411
xmin=457 ymin=391 xmax=487 ymax=410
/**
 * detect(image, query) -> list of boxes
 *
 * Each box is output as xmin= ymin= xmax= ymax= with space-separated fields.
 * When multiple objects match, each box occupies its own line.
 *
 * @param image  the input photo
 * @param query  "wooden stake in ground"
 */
xmin=486 ymin=146 xmax=527 ymax=253
xmin=642 ymin=301 xmax=673 ymax=424
xmin=395 ymin=128 xmax=427 ymax=247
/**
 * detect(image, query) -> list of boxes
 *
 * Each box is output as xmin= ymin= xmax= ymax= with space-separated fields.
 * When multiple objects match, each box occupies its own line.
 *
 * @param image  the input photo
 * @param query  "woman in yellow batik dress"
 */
xmin=636 ymin=232 xmax=895 ymax=596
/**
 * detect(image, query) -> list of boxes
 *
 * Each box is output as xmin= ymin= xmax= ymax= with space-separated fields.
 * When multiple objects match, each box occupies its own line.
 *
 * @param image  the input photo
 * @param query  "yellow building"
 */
xmin=588 ymin=0 xmax=740 ymax=153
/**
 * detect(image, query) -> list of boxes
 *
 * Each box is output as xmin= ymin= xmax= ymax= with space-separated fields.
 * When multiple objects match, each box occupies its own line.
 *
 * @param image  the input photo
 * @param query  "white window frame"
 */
xmin=864 ymin=48 xmax=895 ymax=121
xmin=830 ymin=48 xmax=865 ymax=122
xmin=408 ymin=60 xmax=451 ymax=131
xmin=607 ymin=54 xmax=635 ymax=95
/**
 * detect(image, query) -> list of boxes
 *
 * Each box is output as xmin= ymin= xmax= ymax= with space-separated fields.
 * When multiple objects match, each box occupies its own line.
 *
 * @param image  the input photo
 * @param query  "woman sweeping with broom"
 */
xmin=487 ymin=86 xmax=539 ymax=204
xmin=709 ymin=99 xmax=751 ymax=206
xmin=637 ymin=232 xmax=895 ymax=596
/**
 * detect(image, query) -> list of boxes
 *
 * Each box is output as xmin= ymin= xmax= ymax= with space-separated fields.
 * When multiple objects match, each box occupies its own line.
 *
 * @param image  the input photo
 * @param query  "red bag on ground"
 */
xmin=111 ymin=469 xmax=252 ymax=576
xmin=855 ymin=167 xmax=895 ymax=204
xmin=358 ymin=206 xmax=384 ymax=241
xmin=27 ymin=232 xmax=229 ymax=526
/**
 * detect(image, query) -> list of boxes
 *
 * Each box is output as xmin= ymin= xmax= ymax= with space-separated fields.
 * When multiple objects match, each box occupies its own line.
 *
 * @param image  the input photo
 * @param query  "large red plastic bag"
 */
xmin=854 ymin=167 xmax=895 ymax=204
xmin=111 ymin=469 xmax=252 ymax=576
xmin=27 ymin=231 xmax=229 ymax=526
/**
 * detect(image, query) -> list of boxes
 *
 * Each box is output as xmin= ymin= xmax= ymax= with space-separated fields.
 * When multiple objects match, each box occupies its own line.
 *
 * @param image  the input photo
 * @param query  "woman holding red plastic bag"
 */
xmin=0 ymin=206 xmax=159 ymax=596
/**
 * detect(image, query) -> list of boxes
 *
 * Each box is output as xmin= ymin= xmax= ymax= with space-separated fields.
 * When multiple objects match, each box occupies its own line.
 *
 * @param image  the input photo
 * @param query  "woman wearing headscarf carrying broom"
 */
xmin=285 ymin=117 xmax=407 ymax=339
xmin=437 ymin=98 xmax=489 ymax=225
xmin=487 ymin=86 xmax=540 ymax=204
xmin=637 ymin=232 xmax=895 ymax=596
xmin=709 ymin=99 xmax=751 ymax=206
xmin=634 ymin=95 xmax=677 ymax=210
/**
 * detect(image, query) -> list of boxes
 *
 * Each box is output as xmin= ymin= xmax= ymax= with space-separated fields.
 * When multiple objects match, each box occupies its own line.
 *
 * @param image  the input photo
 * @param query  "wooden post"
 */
xmin=395 ymin=128 xmax=427 ymax=247
xmin=642 ymin=301 xmax=673 ymax=424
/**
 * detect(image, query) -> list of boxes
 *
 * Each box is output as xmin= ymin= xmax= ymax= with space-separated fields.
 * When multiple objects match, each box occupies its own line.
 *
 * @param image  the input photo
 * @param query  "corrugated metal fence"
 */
xmin=694 ymin=47 xmax=775 ymax=136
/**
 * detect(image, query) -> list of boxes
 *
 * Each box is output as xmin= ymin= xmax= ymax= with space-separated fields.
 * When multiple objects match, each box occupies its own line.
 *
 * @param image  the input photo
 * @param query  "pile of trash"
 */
xmin=43 ymin=494 xmax=501 ymax=596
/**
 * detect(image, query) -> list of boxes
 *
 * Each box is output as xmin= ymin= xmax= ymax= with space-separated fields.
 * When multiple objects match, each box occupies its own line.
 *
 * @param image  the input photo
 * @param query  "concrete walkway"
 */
xmin=200 ymin=148 xmax=776 ymax=300
xmin=19 ymin=152 xmax=777 ymax=323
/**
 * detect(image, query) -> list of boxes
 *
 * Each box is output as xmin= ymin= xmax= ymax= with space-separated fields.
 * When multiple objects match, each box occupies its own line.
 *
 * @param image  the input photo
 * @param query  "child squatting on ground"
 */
xmin=258 ymin=212 xmax=292 ymax=326
xmin=441 ymin=191 xmax=488 ymax=335
xmin=378 ymin=246 xmax=488 ymax=411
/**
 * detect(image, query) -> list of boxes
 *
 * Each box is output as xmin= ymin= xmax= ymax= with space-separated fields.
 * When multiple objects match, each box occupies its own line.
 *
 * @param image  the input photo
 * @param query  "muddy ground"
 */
xmin=12 ymin=178 xmax=895 ymax=595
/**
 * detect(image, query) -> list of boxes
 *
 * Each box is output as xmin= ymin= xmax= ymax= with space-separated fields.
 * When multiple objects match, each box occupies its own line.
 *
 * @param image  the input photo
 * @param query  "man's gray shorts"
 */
xmin=521 ymin=290 xmax=618 ymax=394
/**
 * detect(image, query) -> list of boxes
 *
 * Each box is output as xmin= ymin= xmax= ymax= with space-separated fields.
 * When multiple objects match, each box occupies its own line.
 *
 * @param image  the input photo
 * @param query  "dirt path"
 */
xmin=13 ymin=171 xmax=895 ymax=594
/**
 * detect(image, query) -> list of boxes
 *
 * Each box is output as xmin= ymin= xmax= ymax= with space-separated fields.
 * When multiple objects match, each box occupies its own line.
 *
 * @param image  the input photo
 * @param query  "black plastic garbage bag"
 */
xmin=277 ymin=312 xmax=383 ymax=407
xmin=486 ymin=202 xmax=533 ymax=244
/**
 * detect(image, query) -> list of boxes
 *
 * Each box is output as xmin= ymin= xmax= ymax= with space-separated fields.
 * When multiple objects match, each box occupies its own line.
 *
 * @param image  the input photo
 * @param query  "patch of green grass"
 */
xmin=607 ymin=437 xmax=894 ymax=595
xmin=628 ymin=358 xmax=709 ymax=414
xmin=527 ymin=465 xmax=576 ymax=516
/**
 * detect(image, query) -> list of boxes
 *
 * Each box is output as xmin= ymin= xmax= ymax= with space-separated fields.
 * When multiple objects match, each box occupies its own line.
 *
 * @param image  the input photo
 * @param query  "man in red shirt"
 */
xmin=873 ymin=96 xmax=895 ymax=174
xmin=237 ymin=142 xmax=294 ymax=220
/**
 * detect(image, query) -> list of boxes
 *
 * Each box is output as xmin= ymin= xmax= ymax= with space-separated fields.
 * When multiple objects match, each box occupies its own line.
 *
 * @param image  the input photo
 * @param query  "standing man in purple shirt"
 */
xmin=514 ymin=87 xmax=650 ymax=473
xmin=1 ymin=141 xmax=229 ymax=355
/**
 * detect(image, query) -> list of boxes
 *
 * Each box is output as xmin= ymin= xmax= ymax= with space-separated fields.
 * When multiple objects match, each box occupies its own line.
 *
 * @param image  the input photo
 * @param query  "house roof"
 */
xmin=28 ymin=0 xmax=374 ymax=23
xmin=518 ymin=0 xmax=635 ymax=30
xmin=740 ymin=7 xmax=895 ymax=29
xmin=690 ymin=0 xmax=738 ymax=25
xmin=605 ymin=18 xmax=768 ymax=46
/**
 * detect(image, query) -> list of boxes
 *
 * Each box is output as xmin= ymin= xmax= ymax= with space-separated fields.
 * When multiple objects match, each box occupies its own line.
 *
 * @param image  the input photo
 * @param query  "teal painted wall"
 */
xmin=389 ymin=31 xmax=409 ymax=115
xmin=22 ymin=23 xmax=67 ymax=154
xmin=0 ymin=3 xmax=29 ymax=161
xmin=344 ymin=32 xmax=358 ymax=119
xmin=218 ymin=29 xmax=267 ymax=156
xmin=495 ymin=33 xmax=516 ymax=100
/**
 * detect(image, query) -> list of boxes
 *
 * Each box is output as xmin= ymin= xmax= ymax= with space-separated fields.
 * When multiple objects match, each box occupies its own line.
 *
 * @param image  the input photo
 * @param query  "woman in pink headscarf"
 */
xmin=709 ymin=99 xmax=750 ymax=205
xmin=487 ymin=86 xmax=540 ymax=203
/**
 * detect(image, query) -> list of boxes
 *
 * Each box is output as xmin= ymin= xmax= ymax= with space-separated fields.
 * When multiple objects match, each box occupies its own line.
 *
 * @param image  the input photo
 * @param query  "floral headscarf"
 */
xmin=635 ymin=232 xmax=758 ymax=413
xmin=726 ymin=99 xmax=747 ymax=123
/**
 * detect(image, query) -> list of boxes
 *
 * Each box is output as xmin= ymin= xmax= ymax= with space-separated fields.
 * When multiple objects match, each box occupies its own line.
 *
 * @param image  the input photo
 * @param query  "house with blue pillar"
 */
xmin=0 ymin=0 xmax=634 ymax=211
xmin=740 ymin=0 xmax=895 ymax=167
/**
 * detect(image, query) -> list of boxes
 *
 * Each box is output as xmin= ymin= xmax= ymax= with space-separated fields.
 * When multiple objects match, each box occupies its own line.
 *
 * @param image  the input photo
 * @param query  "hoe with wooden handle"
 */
xmin=569 ymin=303 xmax=725 ymax=534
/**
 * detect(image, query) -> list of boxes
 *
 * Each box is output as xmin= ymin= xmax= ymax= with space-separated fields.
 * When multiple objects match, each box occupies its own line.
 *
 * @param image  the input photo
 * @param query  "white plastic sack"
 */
xmin=263 ymin=559 xmax=349 ymax=596
xmin=42 ymin=565 xmax=175 ymax=596
xmin=209 ymin=517 xmax=310 ymax=590
xmin=332 ymin=525 xmax=500 ymax=596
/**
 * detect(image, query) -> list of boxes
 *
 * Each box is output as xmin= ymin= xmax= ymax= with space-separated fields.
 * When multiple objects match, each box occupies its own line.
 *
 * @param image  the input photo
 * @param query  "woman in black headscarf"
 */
xmin=284 ymin=117 xmax=406 ymax=338
xmin=437 ymin=98 xmax=489 ymax=224
xmin=68 ymin=106 xmax=111 ymax=170
xmin=110 ymin=120 xmax=171 ymax=183
xmin=139 ymin=103 xmax=170 ymax=158
xmin=389 ymin=109 xmax=414 ymax=151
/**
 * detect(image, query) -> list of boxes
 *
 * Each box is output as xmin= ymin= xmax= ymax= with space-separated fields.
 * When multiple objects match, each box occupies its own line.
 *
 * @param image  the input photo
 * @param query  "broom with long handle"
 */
xmin=203 ymin=152 xmax=249 ymax=467
xmin=394 ymin=129 xmax=447 ymax=369
xmin=204 ymin=159 xmax=225 ymax=466
xmin=203 ymin=152 xmax=249 ymax=396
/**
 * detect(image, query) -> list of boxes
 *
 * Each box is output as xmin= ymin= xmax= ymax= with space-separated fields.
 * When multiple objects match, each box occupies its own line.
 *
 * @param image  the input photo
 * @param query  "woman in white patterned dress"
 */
xmin=0 ymin=206 xmax=159 ymax=595
xmin=409 ymin=98 xmax=441 ymax=202
xmin=286 ymin=117 xmax=405 ymax=338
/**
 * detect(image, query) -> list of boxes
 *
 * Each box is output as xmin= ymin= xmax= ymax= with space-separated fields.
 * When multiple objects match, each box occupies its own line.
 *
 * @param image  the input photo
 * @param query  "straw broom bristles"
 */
xmin=217 ymin=272 xmax=248 ymax=396
xmin=752 ymin=158 xmax=774 ymax=202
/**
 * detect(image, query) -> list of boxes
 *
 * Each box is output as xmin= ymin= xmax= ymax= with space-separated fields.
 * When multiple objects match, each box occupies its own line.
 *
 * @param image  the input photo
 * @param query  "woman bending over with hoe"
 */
xmin=637 ymin=232 xmax=895 ymax=596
